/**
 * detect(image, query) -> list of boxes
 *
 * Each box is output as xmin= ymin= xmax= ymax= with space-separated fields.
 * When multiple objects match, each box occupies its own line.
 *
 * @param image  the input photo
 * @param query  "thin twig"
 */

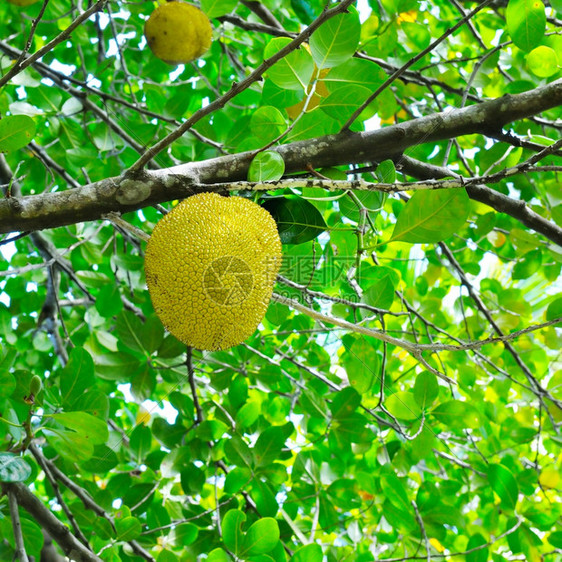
xmin=8 ymin=488 xmax=30 ymax=562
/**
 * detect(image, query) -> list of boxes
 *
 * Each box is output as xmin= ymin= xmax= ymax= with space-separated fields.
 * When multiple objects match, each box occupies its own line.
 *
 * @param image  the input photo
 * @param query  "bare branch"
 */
xmin=8 ymin=488 xmax=30 ymax=562
xmin=2 ymin=482 xmax=103 ymax=562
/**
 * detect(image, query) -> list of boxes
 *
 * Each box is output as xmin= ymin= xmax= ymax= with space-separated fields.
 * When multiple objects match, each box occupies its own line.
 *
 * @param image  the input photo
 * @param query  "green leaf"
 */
xmin=390 ymin=189 xmax=470 ymax=243
xmin=363 ymin=265 xmax=399 ymax=310
xmin=319 ymin=84 xmax=374 ymax=123
xmin=248 ymin=151 xmax=285 ymax=181
xmin=339 ymin=189 xmax=385 ymax=222
xmin=250 ymin=106 xmax=286 ymax=143
xmin=265 ymin=37 xmax=314 ymax=91
xmin=512 ymin=248 xmax=542 ymax=280
xmin=130 ymin=423 xmax=152 ymax=461
xmin=330 ymin=387 xmax=361 ymax=419
xmin=546 ymin=297 xmax=562 ymax=325
xmin=0 ymin=452 xmax=32 ymax=482
xmin=289 ymin=544 xmax=323 ymax=562
xmin=506 ymin=0 xmax=546 ymax=52
xmin=323 ymin=58 xmax=386 ymax=93
xmin=60 ymin=346 xmax=94 ymax=408
xmin=222 ymin=509 xmax=246 ymax=554
xmin=385 ymin=391 xmax=422 ymax=421
xmin=262 ymin=195 xmax=326 ymax=244
xmin=466 ymin=533 xmax=488 ymax=562
xmin=224 ymin=435 xmax=255 ymax=468
xmin=431 ymin=400 xmax=480 ymax=429
xmin=116 ymin=311 xmax=163 ymax=355
xmin=49 ymin=411 xmax=109 ymax=445
xmin=174 ymin=523 xmax=198 ymax=546
xmin=0 ymin=372 xmax=16 ymax=398
xmin=309 ymin=9 xmax=361 ymax=68
xmin=180 ymin=463 xmax=206 ymax=495
xmin=342 ymin=338 xmax=379 ymax=394
xmin=235 ymin=401 xmax=260 ymax=428
xmin=291 ymin=0 xmax=316 ymax=25
xmin=241 ymin=518 xmax=280 ymax=556
xmin=207 ymin=548 xmax=231 ymax=562
xmin=526 ymin=45 xmax=559 ymax=77
xmin=95 ymin=284 xmax=123 ymax=318
xmin=250 ymin=479 xmax=279 ymax=517
xmin=82 ymin=444 xmax=119 ymax=473
xmin=401 ymin=22 xmax=431 ymax=50
xmin=115 ymin=516 xmax=142 ymax=541
xmin=487 ymin=463 xmax=519 ymax=510
xmin=413 ymin=371 xmax=439 ymax=408
xmin=72 ymin=390 xmax=110 ymax=419
xmin=201 ymin=0 xmax=238 ymax=18
xmin=548 ymin=531 xmax=562 ymax=549
xmin=224 ymin=467 xmax=252 ymax=494
xmin=254 ymin=426 xmax=286 ymax=467
xmin=380 ymin=472 xmax=411 ymax=512
xmin=0 ymin=115 xmax=36 ymax=152
xmin=46 ymin=429 xmax=94 ymax=462
xmin=376 ymin=159 xmax=397 ymax=183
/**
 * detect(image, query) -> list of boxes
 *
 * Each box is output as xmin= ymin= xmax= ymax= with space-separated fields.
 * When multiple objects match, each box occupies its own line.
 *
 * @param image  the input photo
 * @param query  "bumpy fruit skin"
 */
xmin=144 ymin=2 xmax=212 ymax=65
xmin=144 ymin=192 xmax=282 ymax=351
xmin=7 ymin=0 xmax=41 ymax=5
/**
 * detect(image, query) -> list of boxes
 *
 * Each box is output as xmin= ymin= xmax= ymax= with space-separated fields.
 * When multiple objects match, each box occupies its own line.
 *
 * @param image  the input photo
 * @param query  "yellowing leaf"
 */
xmin=539 ymin=467 xmax=560 ymax=489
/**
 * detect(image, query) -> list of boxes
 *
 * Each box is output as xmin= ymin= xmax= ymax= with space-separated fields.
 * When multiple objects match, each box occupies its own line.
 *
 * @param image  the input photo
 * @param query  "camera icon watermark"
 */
xmin=203 ymin=256 xmax=254 ymax=306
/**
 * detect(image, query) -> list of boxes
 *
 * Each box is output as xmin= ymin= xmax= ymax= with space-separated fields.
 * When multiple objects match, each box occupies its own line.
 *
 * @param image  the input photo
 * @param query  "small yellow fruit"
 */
xmin=7 ymin=0 xmax=41 ymax=5
xmin=144 ymin=1 xmax=212 ymax=65
xmin=144 ymin=192 xmax=282 ymax=351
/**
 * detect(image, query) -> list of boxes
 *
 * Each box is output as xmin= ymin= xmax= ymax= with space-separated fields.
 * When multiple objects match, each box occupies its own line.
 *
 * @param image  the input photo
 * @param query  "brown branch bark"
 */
xmin=0 ymin=79 xmax=561 ymax=235
xmin=2 ymin=482 xmax=103 ymax=562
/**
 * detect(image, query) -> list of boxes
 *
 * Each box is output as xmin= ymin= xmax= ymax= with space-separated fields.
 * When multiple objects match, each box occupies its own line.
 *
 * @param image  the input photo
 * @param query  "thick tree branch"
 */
xmin=1 ymin=79 xmax=561 ymax=234
xmin=2 ymin=482 xmax=103 ymax=562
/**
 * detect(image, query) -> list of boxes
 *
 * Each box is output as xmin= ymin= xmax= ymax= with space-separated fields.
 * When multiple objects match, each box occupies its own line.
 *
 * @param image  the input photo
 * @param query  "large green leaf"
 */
xmin=0 ymin=115 xmax=36 ymax=152
xmin=431 ymin=400 xmax=480 ymax=429
xmin=0 ymin=452 xmax=32 ymax=482
xmin=413 ymin=371 xmax=439 ymax=409
xmin=506 ymin=0 xmax=546 ymax=52
xmin=390 ymin=189 xmax=470 ymax=243
xmin=49 ymin=411 xmax=109 ymax=445
xmin=248 ymin=151 xmax=285 ymax=181
xmin=262 ymin=195 xmax=326 ymax=244
xmin=309 ymin=9 xmax=361 ymax=68
xmin=241 ymin=518 xmax=280 ymax=557
xmin=60 ymin=346 xmax=94 ymax=408
xmin=265 ymin=37 xmax=314 ymax=91
xmin=222 ymin=509 xmax=246 ymax=554
xmin=201 ymin=0 xmax=238 ymax=18
xmin=290 ymin=544 xmax=323 ymax=562
xmin=250 ymin=106 xmax=286 ymax=143
xmin=362 ymin=265 xmax=400 ymax=310
xmin=385 ymin=391 xmax=422 ymax=421
xmin=488 ymin=464 xmax=519 ymax=510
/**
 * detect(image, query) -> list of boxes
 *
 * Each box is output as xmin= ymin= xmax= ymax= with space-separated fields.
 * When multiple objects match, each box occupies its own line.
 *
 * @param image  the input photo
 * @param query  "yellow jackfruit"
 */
xmin=144 ymin=2 xmax=212 ymax=65
xmin=144 ymin=192 xmax=282 ymax=351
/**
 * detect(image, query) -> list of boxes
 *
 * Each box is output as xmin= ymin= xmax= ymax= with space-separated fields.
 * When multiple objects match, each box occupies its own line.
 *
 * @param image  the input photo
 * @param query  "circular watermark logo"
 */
xmin=204 ymin=256 xmax=253 ymax=306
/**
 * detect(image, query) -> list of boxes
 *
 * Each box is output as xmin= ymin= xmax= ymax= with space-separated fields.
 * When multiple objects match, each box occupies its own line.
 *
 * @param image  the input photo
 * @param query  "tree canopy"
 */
xmin=0 ymin=0 xmax=561 ymax=561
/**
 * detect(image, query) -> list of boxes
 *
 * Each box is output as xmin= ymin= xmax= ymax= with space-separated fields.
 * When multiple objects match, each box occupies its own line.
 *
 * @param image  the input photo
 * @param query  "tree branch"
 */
xmin=397 ymin=155 xmax=562 ymax=246
xmin=1 ymin=79 xmax=561 ymax=235
xmin=8 ymin=488 xmax=30 ymax=562
xmin=2 ymin=483 xmax=103 ymax=562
